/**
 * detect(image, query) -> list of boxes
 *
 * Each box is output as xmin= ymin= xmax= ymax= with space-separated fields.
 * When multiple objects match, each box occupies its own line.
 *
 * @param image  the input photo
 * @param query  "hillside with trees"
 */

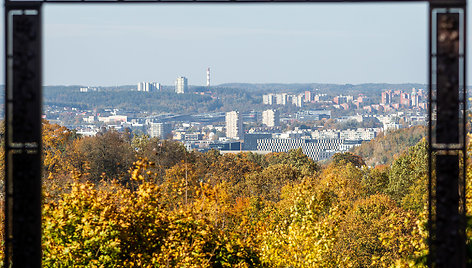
xmin=42 ymin=82 xmax=426 ymax=114
xmin=351 ymin=125 xmax=427 ymax=166
xmin=43 ymin=85 xmax=262 ymax=114
xmin=2 ymin=121 xmax=471 ymax=266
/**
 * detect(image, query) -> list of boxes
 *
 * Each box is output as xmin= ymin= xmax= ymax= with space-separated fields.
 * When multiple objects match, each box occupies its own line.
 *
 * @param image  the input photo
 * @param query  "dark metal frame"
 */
xmin=428 ymin=2 xmax=467 ymax=267
xmin=3 ymin=0 xmax=467 ymax=267
xmin=4 ymin=2 xmax=42 ymax=267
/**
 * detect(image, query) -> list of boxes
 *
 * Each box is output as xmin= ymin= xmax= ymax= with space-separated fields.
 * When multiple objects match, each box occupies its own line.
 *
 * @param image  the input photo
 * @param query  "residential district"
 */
xmin=44 ymin=74 xmax=428 ymax=162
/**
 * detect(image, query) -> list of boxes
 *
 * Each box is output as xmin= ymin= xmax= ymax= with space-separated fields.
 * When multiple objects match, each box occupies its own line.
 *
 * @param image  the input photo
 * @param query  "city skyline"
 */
xmin=2 ymin=3 xmax=472 ymax=86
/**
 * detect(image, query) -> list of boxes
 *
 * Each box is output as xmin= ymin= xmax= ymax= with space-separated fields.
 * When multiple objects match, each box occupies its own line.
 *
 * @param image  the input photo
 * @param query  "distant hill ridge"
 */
xmin=37 ymin=82 xmax=427 ymax=114
xmin=217 ymin=82 xmax=426 ymax=94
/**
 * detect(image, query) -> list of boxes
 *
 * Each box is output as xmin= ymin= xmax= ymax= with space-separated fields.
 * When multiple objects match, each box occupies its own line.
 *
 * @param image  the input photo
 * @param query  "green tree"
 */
xmin=387 ymin=139 xmax=428 ymax=212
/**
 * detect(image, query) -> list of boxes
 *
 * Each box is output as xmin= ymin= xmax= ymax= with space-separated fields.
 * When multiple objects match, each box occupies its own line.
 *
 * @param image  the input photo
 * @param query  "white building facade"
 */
xmin=149 ymin=122 xmax=172 ymax=139
xmin=175 ymin=77 xmax=188 ymax=94
xmin=226 ymin=111 xmax=243 ymax=140
xmin=262 ymin=94 xmax=275 ymax=105
xmin=262 ymin=109 xmax=280 ymax=127
xmin=138 ymin=82 xmax=161 ymax=92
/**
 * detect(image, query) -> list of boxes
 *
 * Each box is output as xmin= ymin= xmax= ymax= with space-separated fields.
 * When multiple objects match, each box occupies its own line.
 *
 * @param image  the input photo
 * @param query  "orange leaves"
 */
xmin=257 ymin=160 xmax=428 ymax=267
xmin=331 ymin=152 xmax=366 ymax=168
xmin=43 ymin=121 xmax=76 ymax=177
xmin=42 ymin=180 xmax=125 ymax=267
xmin=38 ymin=129 xmax=439 ymax=267
xmin=42 ymin=159 xmax=261 ymax=267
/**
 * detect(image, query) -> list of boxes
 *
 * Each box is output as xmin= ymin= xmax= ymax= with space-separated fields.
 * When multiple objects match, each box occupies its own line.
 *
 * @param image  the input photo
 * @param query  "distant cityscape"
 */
xmin=43 ymin=69 xmax=432 ymax=162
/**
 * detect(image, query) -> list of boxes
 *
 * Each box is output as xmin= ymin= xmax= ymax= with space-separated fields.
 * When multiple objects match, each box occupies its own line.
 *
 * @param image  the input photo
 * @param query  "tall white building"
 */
xmin=262 ymin=109 xmax=280 ymax=127
xmin=291 ymin=94 xmax=303 ymax=107
xmin=152 ymin=82 xmax=162 ymax=91
xmin=175 ymin=77 xmax=188 ymax=94
xmin=149 ymin=122 xmax=172 ymax=139
xmin=226 ymin=111 xmax=243 ymax=140
xmin=263 ymin=94 xmax=275 ymax=105
xmin=138 ymin=82 xmax=161 ymax=92
xmin=276 ymin=93 xmax=287 ymax=105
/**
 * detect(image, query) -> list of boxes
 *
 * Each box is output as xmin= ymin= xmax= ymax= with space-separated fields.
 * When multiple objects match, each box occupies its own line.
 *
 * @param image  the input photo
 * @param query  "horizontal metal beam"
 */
xmin=5 ymin=0 xmax=430 ymax=4
xmin=9 ymin=0 xmax=467 ymax=7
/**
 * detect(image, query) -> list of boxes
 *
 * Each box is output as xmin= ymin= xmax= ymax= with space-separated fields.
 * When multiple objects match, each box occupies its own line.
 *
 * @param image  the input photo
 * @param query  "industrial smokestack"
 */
xmin=206 ymin=67 xmax=210 ymax=87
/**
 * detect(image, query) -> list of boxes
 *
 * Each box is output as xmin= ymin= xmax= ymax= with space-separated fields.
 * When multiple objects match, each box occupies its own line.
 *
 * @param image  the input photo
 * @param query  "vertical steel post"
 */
xmin=4 ymin=2 xmax=43 ymax=267
xmin=428 ymin=1 xmax=467 ymax=267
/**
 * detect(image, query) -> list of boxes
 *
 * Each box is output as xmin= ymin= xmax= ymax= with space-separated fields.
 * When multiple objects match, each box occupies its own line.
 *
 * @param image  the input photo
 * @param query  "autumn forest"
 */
xmin=1 ymin=122 xmax=471 ymax=267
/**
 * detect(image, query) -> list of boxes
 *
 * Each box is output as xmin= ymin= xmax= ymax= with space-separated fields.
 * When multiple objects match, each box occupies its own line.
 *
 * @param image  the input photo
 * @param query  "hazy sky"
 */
xmin=5 ymin=3 xmax=467 ymax=86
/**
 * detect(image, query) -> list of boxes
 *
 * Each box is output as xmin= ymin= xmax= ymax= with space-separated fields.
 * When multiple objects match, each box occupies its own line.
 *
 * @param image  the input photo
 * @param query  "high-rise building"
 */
xmin=276 ymin=93 xmax=287 ymax=105
xmin=149 ymin=122 xmax=172 ymax=139
xmin=175 ymin=77 xmax=188 ymax=94
xmin=304 ymin=91 xmax=313 ymax=102
xmin=262 ymin=109 xmax=280 ymax=127
xmin=292 ymin=94 xmax=303 ymax=107
xmin=333 ymin=95 xmax=348 ymax=104
xmin=226 ymin=111 xmax=243 ymax=140
xmin=263 ymin=94 xmax=275 ymax=105
xmin=138 ymin=82 xmax=161 ymax=92
xmin=152 ymin=82 xmax=162 ymax=91
xmin=400 ymin=92 xmax=410 ymax=107
xmin=381 ymin=91 xmax=392 ymax=105
xmin=411 ymin=88 xmax=419 ymax=107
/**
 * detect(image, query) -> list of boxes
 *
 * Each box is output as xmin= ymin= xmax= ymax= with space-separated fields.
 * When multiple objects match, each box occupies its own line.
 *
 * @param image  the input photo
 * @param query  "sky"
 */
xmin=3 ymin=2 xmax=466 ymax=86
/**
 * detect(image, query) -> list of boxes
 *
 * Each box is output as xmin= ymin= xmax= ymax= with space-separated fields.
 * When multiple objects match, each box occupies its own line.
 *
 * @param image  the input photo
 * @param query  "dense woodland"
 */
xmin=351 ymin=125 xmax=427 ymax=166
xmin=0 ymin=122 xmax=470 ymax=267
